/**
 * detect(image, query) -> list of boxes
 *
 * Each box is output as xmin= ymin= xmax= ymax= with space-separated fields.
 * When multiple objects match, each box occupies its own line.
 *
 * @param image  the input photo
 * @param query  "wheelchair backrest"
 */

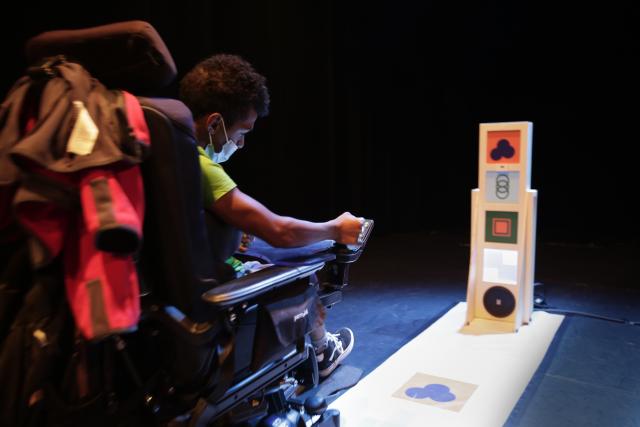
xmin=137 ymin=97 xmax=218 ymax=321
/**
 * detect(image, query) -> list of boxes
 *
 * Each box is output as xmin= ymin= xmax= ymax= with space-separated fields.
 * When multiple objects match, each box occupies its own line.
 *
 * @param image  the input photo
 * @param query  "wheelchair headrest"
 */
xmin=25 ymin=20 xmax=177 ymax=93
xmin=138 ymin=97 xmax=196 ymax=138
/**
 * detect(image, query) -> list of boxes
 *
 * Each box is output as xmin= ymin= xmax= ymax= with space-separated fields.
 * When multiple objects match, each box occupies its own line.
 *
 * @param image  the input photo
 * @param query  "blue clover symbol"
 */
xmin=405 ymin=383 xmax=456 ymax=402
xmin=491 ymin=139 xmax=515 ymax=161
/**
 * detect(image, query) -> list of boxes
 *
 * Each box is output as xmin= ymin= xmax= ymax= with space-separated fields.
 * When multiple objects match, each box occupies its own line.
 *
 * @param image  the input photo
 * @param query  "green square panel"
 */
xmin=485 ymin=211 xmax=518 ymax=244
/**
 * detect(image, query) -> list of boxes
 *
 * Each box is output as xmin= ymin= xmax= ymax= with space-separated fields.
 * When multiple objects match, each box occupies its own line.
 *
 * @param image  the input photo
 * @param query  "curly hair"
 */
xmin=179 ymin=54 xmax=270 ymax=126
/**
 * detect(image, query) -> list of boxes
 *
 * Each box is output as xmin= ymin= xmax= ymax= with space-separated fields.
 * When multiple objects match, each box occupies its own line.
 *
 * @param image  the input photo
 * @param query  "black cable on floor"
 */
xmin=534 ymin=306 xmax=640 ymax=326
xmin=532 ymin=282 xmax=639 ymax=326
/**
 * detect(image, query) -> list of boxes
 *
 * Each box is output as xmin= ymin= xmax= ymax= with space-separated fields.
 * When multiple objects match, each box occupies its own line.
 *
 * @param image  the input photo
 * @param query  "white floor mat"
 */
xmin=329 ymin=302 xmax=564 ymax=427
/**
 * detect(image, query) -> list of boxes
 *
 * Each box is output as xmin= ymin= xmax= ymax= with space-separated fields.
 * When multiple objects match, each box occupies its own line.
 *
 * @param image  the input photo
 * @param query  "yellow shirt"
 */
xmin=197 ymin=146 xmax=237 ymax=207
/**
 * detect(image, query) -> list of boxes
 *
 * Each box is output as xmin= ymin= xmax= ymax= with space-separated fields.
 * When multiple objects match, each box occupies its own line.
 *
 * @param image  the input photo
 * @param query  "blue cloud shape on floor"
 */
xmin=405 ymin=383 xmax=456 ymax=402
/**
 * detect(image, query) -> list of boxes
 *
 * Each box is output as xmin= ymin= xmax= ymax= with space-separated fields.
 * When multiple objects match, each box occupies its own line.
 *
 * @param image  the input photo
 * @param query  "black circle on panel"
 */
xmin=483 ymin=286 xmax=516 ymax=318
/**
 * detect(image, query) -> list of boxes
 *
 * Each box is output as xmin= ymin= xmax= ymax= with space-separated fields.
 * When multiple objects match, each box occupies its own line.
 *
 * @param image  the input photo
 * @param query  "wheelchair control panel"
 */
xmin=333 ymin=218 xmax=374 ymax=261
xmin=348 ymin=218 xmax=374 ymax=252
xmin=323 ymin=218 xmax=374 ymax=290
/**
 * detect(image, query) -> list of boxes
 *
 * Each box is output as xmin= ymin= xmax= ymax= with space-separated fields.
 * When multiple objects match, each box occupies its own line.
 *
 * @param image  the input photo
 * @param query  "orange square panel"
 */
xmin=487 ymin=130 xmax=520 ymax=164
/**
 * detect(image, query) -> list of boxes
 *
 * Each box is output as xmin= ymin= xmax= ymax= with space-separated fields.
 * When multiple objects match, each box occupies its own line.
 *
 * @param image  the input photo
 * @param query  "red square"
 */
xmin=492 ymin=218 xmax=512 ymax=237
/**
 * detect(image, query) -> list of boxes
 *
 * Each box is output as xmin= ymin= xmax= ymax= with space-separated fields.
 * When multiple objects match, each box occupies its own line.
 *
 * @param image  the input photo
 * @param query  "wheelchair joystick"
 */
xmin=327 ymin=219 xmax=374 ymax=287
xmin=333 ymin=219 xmax=373 ymax=260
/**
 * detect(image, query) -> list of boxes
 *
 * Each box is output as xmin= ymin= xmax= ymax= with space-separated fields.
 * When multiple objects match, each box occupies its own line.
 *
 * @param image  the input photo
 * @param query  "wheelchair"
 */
xmin=1 ymin=20 xmax=371 ymax=426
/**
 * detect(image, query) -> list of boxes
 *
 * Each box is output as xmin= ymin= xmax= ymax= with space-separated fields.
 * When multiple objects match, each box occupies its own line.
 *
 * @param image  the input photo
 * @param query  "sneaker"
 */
xmin=316 ymin=327 xmax=354 ymax=378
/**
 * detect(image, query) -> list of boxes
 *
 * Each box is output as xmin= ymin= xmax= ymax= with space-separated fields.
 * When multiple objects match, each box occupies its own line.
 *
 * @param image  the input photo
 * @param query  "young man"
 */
xmin=179 ymin=54 xmax=362 ymax=378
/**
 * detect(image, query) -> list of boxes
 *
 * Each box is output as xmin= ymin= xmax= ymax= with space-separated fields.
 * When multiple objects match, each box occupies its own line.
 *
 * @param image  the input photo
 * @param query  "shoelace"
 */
xmin=326 ymin=332 xmax=344 ymax=360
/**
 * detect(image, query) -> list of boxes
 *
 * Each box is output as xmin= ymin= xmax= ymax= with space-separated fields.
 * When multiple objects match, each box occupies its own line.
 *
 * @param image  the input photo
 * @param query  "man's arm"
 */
xmin=209 ymin=188 xmax=362 ymax=248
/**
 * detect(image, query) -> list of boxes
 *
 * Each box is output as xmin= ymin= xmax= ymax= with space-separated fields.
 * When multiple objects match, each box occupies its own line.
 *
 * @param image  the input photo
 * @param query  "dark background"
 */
xmin=1 ymin=0 xmax=638 ymax=243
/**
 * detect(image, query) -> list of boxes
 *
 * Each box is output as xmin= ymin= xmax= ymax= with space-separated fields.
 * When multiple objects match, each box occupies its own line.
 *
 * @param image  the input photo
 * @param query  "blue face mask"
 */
xmin=206 ymin=117 xmax=238 ymax=163
xmin=206 ymin=139 xmax=238 ymax=163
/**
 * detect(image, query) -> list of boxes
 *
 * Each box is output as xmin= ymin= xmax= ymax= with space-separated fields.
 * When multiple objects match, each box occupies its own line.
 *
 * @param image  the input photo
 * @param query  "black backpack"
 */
xmin=0 ymin=57 xmax=152 ymax=427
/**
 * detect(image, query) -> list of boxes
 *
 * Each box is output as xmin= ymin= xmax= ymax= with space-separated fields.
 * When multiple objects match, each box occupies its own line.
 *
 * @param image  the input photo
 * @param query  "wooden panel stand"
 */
xmin=466 ymin=122 xmax=538 ymax=332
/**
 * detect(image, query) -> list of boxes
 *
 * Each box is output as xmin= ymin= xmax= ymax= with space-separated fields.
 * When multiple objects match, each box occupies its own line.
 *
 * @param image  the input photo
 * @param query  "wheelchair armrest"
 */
xmin=201 ymin=262 xmax=325 ymax=309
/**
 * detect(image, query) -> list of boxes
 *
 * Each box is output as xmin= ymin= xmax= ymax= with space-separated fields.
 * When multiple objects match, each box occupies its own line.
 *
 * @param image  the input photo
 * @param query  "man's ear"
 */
xmin=206 ymin=113 xmax=222 ymax=132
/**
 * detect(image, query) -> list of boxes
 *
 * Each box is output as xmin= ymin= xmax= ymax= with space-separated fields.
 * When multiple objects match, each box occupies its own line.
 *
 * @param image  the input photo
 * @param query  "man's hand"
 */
xmin=334 ymin=212 xmax=364 ymax=245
